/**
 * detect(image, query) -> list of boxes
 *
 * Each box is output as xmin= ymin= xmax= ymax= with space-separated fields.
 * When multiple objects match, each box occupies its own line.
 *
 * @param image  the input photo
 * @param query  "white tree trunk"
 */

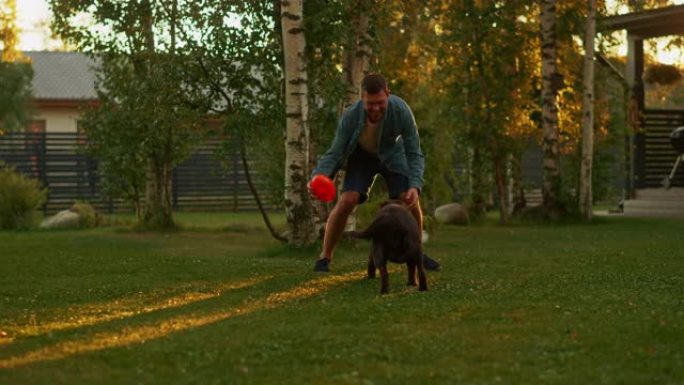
xmin=282 ymin=0 xmax=316 ymax=246
xmin=579 ymin=0 xmax=596 ymax=221
xmin=540 ymin=0 xmax=563 ymax=215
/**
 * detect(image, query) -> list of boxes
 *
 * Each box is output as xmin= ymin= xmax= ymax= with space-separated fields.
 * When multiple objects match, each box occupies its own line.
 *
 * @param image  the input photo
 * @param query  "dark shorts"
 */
xmin=342 ymin=146 xmax=409 ymax=204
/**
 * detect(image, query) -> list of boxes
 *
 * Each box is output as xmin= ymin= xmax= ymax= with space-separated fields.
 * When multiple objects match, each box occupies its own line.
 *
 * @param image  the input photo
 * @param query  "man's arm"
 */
xmin=400 ymin=105 xmax=425 ymax=192
xmin=311 ymin=111 xmax=354 ymax=179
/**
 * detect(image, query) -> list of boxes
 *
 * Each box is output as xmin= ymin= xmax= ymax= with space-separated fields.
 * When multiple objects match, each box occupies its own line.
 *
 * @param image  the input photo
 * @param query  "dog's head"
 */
xmin=379 ymin=199 xmax=407 ymax=208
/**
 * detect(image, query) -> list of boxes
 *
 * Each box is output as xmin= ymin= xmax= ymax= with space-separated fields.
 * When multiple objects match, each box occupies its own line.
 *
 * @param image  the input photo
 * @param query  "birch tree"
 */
xmin=282 ymin=0 xmax=316 ymax=246
xmin=340 ymin=0 xmax=372 ymax=232
xmin=540 ymin=0 xmax=565 ymax=218
xmin=579 ymin=0 xmax=596 ymax=221
xmin=342 ymin=0 xmax=372 ymax=108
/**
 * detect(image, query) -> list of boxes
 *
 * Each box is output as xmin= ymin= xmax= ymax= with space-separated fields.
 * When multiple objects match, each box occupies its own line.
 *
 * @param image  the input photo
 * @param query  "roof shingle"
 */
xmin=25 ymin=51 xmax=97 ymax=100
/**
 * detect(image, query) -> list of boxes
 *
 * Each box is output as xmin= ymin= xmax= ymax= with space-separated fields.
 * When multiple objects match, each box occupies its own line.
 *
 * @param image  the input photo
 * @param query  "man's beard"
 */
xmin=367 ymin=112 xmax=382 ymax=123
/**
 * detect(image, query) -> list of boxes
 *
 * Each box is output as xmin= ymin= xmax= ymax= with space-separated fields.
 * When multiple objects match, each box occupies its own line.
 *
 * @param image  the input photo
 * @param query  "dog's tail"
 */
xmin=348 ymin=216 xmax=387 ymax=240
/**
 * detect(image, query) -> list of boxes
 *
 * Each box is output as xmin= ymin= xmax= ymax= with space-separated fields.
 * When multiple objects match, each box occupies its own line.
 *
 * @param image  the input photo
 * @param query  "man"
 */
xmin=309 ymin=73 xmax=440 ymax=272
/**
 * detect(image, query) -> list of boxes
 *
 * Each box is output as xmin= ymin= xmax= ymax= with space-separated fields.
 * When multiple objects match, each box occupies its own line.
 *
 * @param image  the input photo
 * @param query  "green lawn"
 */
xmin=0 ymin=212 xmax=683 ymax=384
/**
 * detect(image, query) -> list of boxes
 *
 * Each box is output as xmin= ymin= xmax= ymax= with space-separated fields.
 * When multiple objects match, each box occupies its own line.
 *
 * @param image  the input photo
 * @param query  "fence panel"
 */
xmin=0 ymin=132 xmax=275 ymax=214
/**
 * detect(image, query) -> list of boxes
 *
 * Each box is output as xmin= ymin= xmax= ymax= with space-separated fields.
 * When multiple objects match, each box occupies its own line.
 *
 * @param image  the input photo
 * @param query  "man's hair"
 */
xmin=362 ymin=73 xmax=387 ymax=94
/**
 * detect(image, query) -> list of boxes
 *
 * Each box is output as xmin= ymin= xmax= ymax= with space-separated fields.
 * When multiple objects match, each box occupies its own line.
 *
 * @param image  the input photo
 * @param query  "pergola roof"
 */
xmin=602 ymin=5 xmax=684 ymax=38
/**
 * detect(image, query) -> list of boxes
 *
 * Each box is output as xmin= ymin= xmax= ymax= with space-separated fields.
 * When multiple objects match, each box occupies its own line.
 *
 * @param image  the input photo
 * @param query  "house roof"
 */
xmin=25 ymin=51 xmax=98 ymax=101
xmin=602 ymin=5 xmax=684 ymax=38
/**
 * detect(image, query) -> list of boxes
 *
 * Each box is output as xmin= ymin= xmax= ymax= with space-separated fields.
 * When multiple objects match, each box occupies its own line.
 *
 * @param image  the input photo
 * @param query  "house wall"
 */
xmin=34 ymin=106 xmax=81 ymax=133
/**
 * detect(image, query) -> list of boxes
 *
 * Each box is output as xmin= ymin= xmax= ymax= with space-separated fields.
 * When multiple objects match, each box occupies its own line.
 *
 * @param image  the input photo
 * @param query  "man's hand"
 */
xmin=307 ymin=176 xmax=318 ymax=199
xmin=403 ymin=187 xmax=420 ymax=208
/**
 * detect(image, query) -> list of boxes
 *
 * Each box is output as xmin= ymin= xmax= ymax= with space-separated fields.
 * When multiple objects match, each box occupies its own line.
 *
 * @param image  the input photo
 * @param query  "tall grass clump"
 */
xmin=0 ymin=164 xmax=47 ymax=230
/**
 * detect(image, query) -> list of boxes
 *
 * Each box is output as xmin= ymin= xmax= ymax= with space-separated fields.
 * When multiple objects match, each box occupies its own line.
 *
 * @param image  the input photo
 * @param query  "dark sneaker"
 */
xmin=423 ymin=253 xmax=441 ymax=271
xmin=313 ymin=258 xmax=330 ymax=272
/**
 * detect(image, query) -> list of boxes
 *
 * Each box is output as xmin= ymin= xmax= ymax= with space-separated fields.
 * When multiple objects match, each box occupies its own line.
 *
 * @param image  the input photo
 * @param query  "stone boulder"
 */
xmin=40 ymin=209 xmax=81 ymax=229
xmin=434 ymin=203 xmax=469 ymax=225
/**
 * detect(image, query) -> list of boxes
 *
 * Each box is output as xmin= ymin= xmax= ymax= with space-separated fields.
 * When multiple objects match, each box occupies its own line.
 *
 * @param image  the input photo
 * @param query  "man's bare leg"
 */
xmin=318 ymin=191 xmax=360 ymax=262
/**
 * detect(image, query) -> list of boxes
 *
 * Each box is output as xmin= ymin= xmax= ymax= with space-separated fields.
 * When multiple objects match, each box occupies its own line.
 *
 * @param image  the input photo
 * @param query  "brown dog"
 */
xmin=350 ymin=200 xmax=427 ymax=294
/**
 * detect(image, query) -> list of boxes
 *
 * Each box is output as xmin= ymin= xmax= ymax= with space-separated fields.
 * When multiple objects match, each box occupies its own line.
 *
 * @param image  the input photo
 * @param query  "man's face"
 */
xmin=362 ymin=89 xmax=389 ymax=124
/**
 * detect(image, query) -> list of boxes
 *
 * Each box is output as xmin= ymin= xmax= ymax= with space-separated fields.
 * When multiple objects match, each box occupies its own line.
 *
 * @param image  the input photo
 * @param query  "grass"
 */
xmin=0 ymin=212 xmax=683 ymax=384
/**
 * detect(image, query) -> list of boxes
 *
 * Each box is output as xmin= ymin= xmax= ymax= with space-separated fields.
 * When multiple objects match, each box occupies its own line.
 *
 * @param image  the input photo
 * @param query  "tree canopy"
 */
xmin=44 ymin=0 xmax=684 ymax=232
xmin=0 ymin=0 xmax=32 ymax=134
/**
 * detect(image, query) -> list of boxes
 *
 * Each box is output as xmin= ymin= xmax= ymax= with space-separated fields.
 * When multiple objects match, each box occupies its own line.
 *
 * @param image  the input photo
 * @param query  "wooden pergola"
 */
xmin=603 ymin=5 xmax=684 ymax=110
xmin=602 ymin=5 xmax=684 ymax=204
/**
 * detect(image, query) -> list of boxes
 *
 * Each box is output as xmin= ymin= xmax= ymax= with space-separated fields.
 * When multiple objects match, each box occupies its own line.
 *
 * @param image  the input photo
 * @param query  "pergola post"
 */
xmin=627 ymin=33 xmax=645 ymax=191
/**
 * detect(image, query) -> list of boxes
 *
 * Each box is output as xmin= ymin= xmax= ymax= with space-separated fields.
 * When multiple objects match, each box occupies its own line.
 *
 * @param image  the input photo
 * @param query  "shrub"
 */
xmin=70 ymin=201 xmax=99 ymax=228
xmin=644 ymin=63 xmax=682 ymax=86
xmin=0 ymin=165 xmax=47 ymax=230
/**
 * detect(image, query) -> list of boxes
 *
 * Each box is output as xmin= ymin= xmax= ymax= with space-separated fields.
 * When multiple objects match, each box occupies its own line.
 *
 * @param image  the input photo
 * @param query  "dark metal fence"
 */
xmin=0 ymin=132 xmax=275 ymax=214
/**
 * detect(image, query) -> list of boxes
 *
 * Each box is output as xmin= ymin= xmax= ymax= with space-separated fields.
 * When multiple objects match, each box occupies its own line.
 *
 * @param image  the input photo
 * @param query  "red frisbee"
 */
xmin=310 ymin=174 xmax=336 ymax=202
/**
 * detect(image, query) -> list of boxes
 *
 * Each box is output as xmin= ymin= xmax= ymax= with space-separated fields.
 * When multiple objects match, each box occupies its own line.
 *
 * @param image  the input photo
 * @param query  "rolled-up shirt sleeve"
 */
xmin=312 ymin=113 xmax=353 ymax=179
xmin=400 ymin=106 xmax=425 ymax=191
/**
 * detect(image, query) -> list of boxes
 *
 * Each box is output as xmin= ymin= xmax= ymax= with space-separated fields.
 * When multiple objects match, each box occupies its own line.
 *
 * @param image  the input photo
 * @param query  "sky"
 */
xmin=13 ymin=0 xmax=684 ymax=65
xmin=16 ymin=0 xmax=63 ymax=51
